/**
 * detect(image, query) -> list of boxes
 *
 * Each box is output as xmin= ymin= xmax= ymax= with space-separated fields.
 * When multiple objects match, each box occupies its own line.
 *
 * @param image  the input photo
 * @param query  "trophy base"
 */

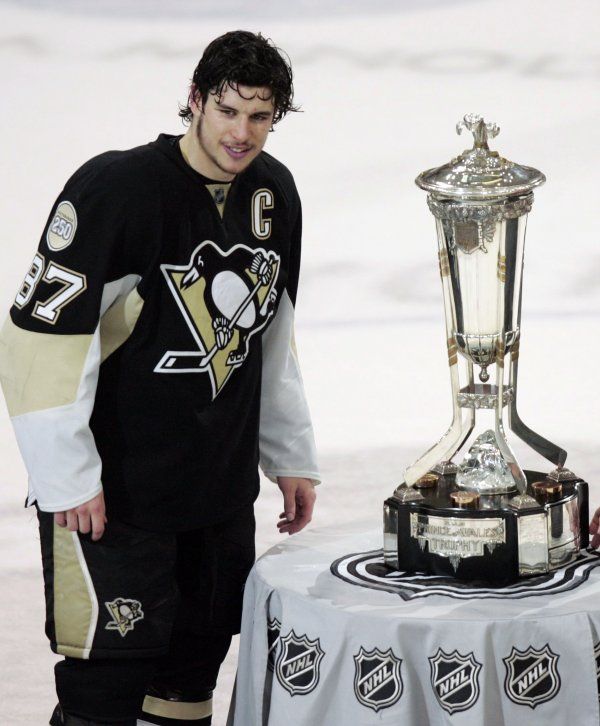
xmin=383 ymin=471 xmax=588 ymax=585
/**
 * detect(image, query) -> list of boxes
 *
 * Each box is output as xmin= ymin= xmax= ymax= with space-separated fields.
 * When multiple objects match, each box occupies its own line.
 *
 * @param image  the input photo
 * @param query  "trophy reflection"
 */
xmin=384 ymin=115 xmax=588 ymax=583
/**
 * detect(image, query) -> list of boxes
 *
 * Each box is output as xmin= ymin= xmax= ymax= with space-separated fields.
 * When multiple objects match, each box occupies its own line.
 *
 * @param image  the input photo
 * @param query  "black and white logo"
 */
xmin=594 ymin=642 xmax=600 ymax=701
xmin=104 ymin=598 xmax=144 ymax=637
xmin=156 ymin=241 xmax=280 ymax=399
xmin=275 ymin=630 xmax=324 ymax=696
xmin=267 ymin=617 xmax=281 ymax=673
xmin=429 ymin=648 xmax=481 ymax=714
xmin=353 ymin=647 xmax=402 ymax=712
xmin=503 ymin=645 xmax=561 ymax=708
xmin=331 ymin=548 xmax=600 ymax=600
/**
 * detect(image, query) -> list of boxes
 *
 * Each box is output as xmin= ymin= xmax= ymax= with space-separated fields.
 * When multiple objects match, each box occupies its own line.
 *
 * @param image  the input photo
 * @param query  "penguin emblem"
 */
xmin=104 ymin=598 xmax=144 ymax=637
xmin=155 ymin=240 xmax=280 ymax=398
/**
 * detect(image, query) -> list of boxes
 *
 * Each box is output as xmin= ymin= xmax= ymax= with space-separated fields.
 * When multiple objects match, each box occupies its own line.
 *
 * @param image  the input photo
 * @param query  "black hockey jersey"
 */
xmin=0 ymin=134 xmax=319 ymax=530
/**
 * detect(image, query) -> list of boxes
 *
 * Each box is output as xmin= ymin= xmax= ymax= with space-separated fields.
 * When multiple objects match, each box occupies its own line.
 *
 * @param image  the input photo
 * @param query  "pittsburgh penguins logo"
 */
xmin=267 ymin=617 xmax=281 ymax=672
xmin=353 ymin=647 xmax=402 ymax=712
xmin=104 ymin=598 xmax=144 ymax=637
xmin=429 ymin=648 xmax=481 ymax=714
xmin=275 ymin=630 xmax=324 ymax=696
xmin=503 ymin=645 xmax=560 ymax=708
xmin=155 ymin=241 xmax=280 ymax=398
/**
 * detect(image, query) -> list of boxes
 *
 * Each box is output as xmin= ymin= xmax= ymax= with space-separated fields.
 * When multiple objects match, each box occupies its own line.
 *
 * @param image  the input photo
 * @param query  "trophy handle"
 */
xmin=404 ymin=236 xmax=476 ymax=486
xmin=404 ymin=361 xmax=474 ymax=485
xmin=508 ymin=356 xmax=567 ymax=467
xmin=507 ymin=266 xmax=567 ymax=468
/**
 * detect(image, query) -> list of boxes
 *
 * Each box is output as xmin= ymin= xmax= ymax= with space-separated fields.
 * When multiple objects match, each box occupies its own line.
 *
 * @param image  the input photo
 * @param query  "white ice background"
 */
xmin=0 ymin=1 xmax=598 ymax=723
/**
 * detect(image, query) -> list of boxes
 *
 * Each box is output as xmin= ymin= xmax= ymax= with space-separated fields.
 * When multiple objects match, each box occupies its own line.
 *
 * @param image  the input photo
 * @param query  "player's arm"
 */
xmin=0 ymin=164 xmax=144 ymax=538
xmin=259 ymin=198 xmax=320 ymax=534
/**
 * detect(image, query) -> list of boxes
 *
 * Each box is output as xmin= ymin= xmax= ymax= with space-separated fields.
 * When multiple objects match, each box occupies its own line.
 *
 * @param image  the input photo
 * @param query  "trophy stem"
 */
xmin=492 ymin=222 xmax=526 ymax=493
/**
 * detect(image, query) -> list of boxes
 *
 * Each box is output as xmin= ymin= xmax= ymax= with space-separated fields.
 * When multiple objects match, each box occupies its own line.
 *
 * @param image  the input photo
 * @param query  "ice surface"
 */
xmin=0 ymin=0 xmax=598 ymax=723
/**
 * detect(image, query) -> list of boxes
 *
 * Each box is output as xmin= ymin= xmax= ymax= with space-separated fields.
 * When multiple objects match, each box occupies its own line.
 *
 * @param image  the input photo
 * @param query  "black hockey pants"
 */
xmin=38 ymin=505 xmax=256 ymax=724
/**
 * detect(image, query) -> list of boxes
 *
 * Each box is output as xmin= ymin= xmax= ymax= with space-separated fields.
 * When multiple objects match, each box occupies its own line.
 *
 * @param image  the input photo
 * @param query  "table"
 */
xmin=230 ymin=520 xmax=600 ymax=725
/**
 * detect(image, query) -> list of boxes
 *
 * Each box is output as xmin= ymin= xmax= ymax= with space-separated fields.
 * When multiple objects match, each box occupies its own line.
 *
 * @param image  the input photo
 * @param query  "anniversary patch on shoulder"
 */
xmin=330 ymin=548 xmax=600 ymax=600
xmin=47 ymin=200 xmax=78 ymax=251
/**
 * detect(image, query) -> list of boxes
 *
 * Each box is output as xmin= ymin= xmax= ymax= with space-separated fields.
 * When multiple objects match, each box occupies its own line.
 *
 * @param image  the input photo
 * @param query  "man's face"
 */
xmin=190 ymin=83 xmax=275 ymax=181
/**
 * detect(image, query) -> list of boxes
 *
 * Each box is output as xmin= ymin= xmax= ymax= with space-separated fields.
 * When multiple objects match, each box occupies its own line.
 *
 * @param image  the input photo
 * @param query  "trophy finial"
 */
xmin=456 ymin=113 xmax=500 ymax=150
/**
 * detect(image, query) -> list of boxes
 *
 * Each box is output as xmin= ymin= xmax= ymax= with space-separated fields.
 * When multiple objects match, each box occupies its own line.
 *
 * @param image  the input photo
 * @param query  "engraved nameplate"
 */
xmin=517 ymin=513 xmax=548 ymax=575
xmin=410 ymin=513 xmax=506 ymax=570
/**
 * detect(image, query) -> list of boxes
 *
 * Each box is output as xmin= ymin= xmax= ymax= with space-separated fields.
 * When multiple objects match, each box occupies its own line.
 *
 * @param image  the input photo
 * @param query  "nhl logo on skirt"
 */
xmin=275 ymin=630 xmax=324 ymax=696
xmin=353 ymin=647 xmax=403 ymax=712
xmin=503 ymin=644 xmax=561 ymax=708
xmin=267 ymin=617 xmax=281 ymax=673
xmin=428 ymin=648 xmax=481 ymax=714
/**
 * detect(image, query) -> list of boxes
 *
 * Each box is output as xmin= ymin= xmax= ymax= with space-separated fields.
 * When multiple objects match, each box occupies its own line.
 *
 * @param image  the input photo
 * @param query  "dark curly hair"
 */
xmin=179 ymin=30 xmax=299 ymax=126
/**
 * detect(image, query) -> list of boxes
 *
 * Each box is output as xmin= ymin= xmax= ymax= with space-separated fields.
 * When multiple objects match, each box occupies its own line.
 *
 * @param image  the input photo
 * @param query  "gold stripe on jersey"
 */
xmin=100 ymin=287 xmax=144 ymax=363
xmin=142 ymin=695 xmax=213 ymax=720
xmin=54 ymin=524 xmax=96 ymax=659
xmin=205 ymin=183 xmax=231 ymax=219
xmin=0 ymin=317 xmax=92 ymax=417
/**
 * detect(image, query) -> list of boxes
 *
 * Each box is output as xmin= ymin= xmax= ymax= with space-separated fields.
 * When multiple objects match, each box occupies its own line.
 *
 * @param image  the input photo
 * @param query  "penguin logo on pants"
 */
xmin=105 ymin=598 xmax=144 ymax=637
xmin=155 ymin=240 xmax=280 ymax=398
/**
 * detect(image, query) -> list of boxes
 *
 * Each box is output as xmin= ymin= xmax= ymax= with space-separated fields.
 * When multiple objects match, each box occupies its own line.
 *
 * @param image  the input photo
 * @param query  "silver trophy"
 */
xmin=383 ymin=115 xmax=588 ymax=583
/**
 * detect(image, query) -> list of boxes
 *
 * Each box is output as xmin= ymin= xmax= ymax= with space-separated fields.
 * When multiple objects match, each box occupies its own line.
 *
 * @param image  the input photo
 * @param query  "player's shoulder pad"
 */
xmin=62 ymin=145 xmax=157 ymax=207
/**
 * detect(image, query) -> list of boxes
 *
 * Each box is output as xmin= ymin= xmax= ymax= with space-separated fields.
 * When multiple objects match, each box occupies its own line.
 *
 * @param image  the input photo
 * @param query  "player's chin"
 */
xmin=222 ymin=149 xmax=259 ymax=173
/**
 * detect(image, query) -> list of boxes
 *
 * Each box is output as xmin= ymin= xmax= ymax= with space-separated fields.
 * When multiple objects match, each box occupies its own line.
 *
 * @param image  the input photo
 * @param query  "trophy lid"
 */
xmin=416 ymin=114 xmax=546 ymax=200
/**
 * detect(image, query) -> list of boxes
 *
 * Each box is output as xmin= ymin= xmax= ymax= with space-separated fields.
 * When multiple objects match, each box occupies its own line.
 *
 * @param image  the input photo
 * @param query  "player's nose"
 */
xmin=231 ymin=115 xmax=251 ymax=142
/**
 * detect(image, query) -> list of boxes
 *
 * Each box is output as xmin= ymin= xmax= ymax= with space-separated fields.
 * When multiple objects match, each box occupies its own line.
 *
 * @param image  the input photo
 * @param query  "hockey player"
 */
xmin=0 ymin=31 xmax=320 ymax=725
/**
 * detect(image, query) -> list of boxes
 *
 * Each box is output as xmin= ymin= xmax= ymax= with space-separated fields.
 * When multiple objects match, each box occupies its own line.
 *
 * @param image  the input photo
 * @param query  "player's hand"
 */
xmin=54 ymin=491 xmax=107 ymax=542
xmin=277 ymin=477 xmax=316 ymax=536
xmin=590 ymin=507 xmax=600 ymax=549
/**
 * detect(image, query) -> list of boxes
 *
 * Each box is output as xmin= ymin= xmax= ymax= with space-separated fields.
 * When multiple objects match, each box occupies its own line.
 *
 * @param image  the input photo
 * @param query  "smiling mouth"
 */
xmin=223 ymin=144 xmax=252 ymax=159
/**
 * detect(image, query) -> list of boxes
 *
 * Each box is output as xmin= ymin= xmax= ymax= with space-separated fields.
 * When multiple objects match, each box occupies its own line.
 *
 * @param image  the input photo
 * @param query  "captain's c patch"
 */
xmin=47 ymin=200 xmax=77 ymax=251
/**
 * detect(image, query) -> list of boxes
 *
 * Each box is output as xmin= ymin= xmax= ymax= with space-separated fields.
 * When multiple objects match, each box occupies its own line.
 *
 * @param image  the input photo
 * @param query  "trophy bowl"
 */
xmin=383 ymin=114 xmax=589 ymax=585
